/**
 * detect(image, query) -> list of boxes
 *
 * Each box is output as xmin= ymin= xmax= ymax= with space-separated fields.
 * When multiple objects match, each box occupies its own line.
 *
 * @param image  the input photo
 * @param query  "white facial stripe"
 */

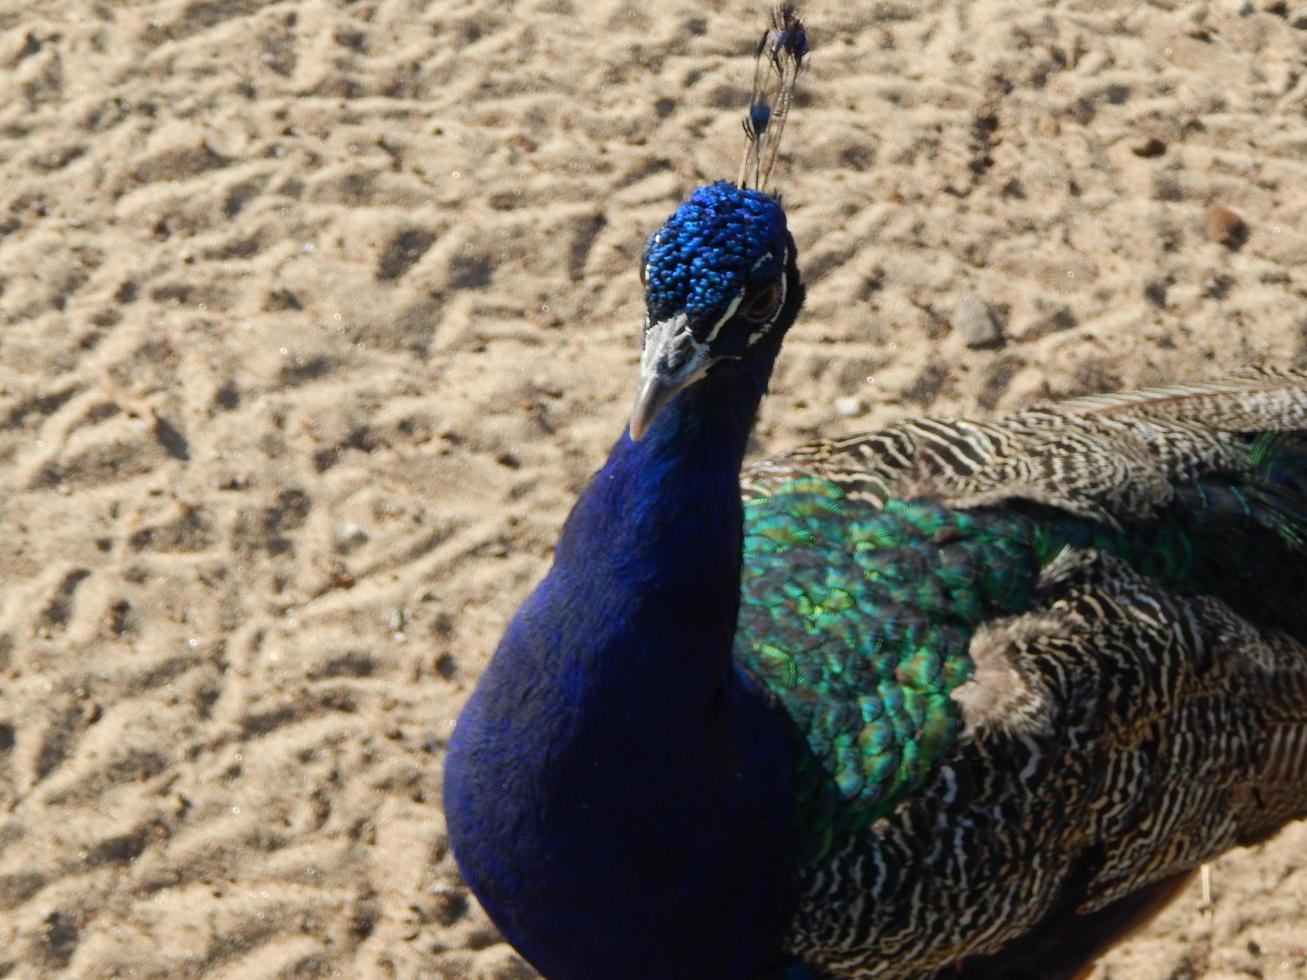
xmin=703 ymin=291 xmax=744 ymax=345
xmin=710 ymin=247 xmax=787 ymax=352
xmin=746 ymin=243 xmax=788 ymax=347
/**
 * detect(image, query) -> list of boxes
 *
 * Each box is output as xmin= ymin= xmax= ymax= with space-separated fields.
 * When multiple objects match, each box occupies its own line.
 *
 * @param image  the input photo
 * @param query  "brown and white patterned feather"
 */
xmin=745 ymin=367 xmax=1307 ymax=522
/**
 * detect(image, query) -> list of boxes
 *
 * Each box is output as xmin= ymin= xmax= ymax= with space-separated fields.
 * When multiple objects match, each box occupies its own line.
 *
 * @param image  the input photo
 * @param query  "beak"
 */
xmin=629 ymin=313 xmax=713 ymax=441
xmin=629 ymin=374 xmax=683 ymax=443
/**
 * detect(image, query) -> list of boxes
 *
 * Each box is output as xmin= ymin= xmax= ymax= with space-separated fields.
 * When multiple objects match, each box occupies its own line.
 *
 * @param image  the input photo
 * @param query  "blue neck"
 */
xmin=444 ymin=357 xmax=796 ymax=979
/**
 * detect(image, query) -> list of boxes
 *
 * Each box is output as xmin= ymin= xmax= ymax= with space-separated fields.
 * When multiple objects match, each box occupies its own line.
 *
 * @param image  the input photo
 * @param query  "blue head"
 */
xmin=628 ymin=6 xmax=807 ymax=442
xmin=630 ymin=181 xmax=801 ymax=439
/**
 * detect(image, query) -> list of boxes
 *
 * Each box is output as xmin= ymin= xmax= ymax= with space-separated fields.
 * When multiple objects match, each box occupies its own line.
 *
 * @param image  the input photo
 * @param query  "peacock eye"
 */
xmin=741 ymin=282 xmax=781 ymax=323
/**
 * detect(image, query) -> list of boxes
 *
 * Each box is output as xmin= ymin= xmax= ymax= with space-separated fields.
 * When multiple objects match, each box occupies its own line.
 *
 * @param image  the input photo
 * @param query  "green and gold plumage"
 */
xmin=739 ymin=425 xmax=1307 ymax=862
xmin=727 ymin=370 xmax=1307 ymax=976
xmin=740 ymin=486 xmax=1039 ymax=860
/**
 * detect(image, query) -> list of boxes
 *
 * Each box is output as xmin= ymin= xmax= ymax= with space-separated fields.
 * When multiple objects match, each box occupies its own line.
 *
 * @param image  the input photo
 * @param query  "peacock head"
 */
xmin=629 ymin=6 xmax=808 ymax=441
xmin=630 ymin=182 xmax=798 ymax=440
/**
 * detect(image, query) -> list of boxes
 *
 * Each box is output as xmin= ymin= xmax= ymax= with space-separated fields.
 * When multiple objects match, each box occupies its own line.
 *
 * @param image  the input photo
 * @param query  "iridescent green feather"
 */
xmin=734 ymin=473 xmax=1286 ymax=864
xmin=737 ymin=481 xmax=1042 ymax=862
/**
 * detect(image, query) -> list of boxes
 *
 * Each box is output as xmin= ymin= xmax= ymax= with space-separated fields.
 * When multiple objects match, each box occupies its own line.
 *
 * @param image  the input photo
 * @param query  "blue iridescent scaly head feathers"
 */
xmin=641 ymin=182 xmax=789 ymax=350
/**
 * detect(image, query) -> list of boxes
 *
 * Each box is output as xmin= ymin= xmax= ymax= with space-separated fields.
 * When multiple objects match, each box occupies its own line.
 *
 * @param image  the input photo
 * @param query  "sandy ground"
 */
xmin=1 ymin=0 xmax=1306 ymax=977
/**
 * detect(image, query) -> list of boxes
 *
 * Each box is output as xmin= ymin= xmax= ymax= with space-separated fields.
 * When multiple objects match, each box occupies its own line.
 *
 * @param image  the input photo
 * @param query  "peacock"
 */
xmin=444 ymin=9 xmax=1307 ymax=978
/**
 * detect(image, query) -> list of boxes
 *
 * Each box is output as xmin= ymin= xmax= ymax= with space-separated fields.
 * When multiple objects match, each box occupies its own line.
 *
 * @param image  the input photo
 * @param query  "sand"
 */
xmin=1 ymin=0 xmax=1305 ymax=977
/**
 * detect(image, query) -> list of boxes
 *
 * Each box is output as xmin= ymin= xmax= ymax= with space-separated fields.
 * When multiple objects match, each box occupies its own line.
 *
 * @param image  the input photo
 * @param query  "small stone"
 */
xmin=954 ymin=292 xmax=1003 ymax=349
xmin=1130 ymin=136 xmax=1167 ymax=158
xmin=834 ymin=396 xmax=866 ymax=418
xmin=387 ymin=607 xmax=407 ymax=632
xmin=334 ymin=522 xmax=369 ymax=553
xmin=1204 ymin=205 xmax=1247 ymax=247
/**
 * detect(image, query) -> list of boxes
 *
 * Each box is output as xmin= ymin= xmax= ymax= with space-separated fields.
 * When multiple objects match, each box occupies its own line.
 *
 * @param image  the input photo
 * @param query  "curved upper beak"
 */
xmin=628 ymin=374 xmax=682 ymax=443
xmin=628 ymin=313 xmax=713 ymax=441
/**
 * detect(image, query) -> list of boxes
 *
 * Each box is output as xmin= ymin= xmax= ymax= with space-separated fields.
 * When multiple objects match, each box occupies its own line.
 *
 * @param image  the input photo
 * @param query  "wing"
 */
xmin=783 ymin=553 xmax=1307 ymax=978
xmin=737 ymin=485 xmax=1048 ymax=862
xmin=733 ymin=370 xmax=1307 ymax=971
